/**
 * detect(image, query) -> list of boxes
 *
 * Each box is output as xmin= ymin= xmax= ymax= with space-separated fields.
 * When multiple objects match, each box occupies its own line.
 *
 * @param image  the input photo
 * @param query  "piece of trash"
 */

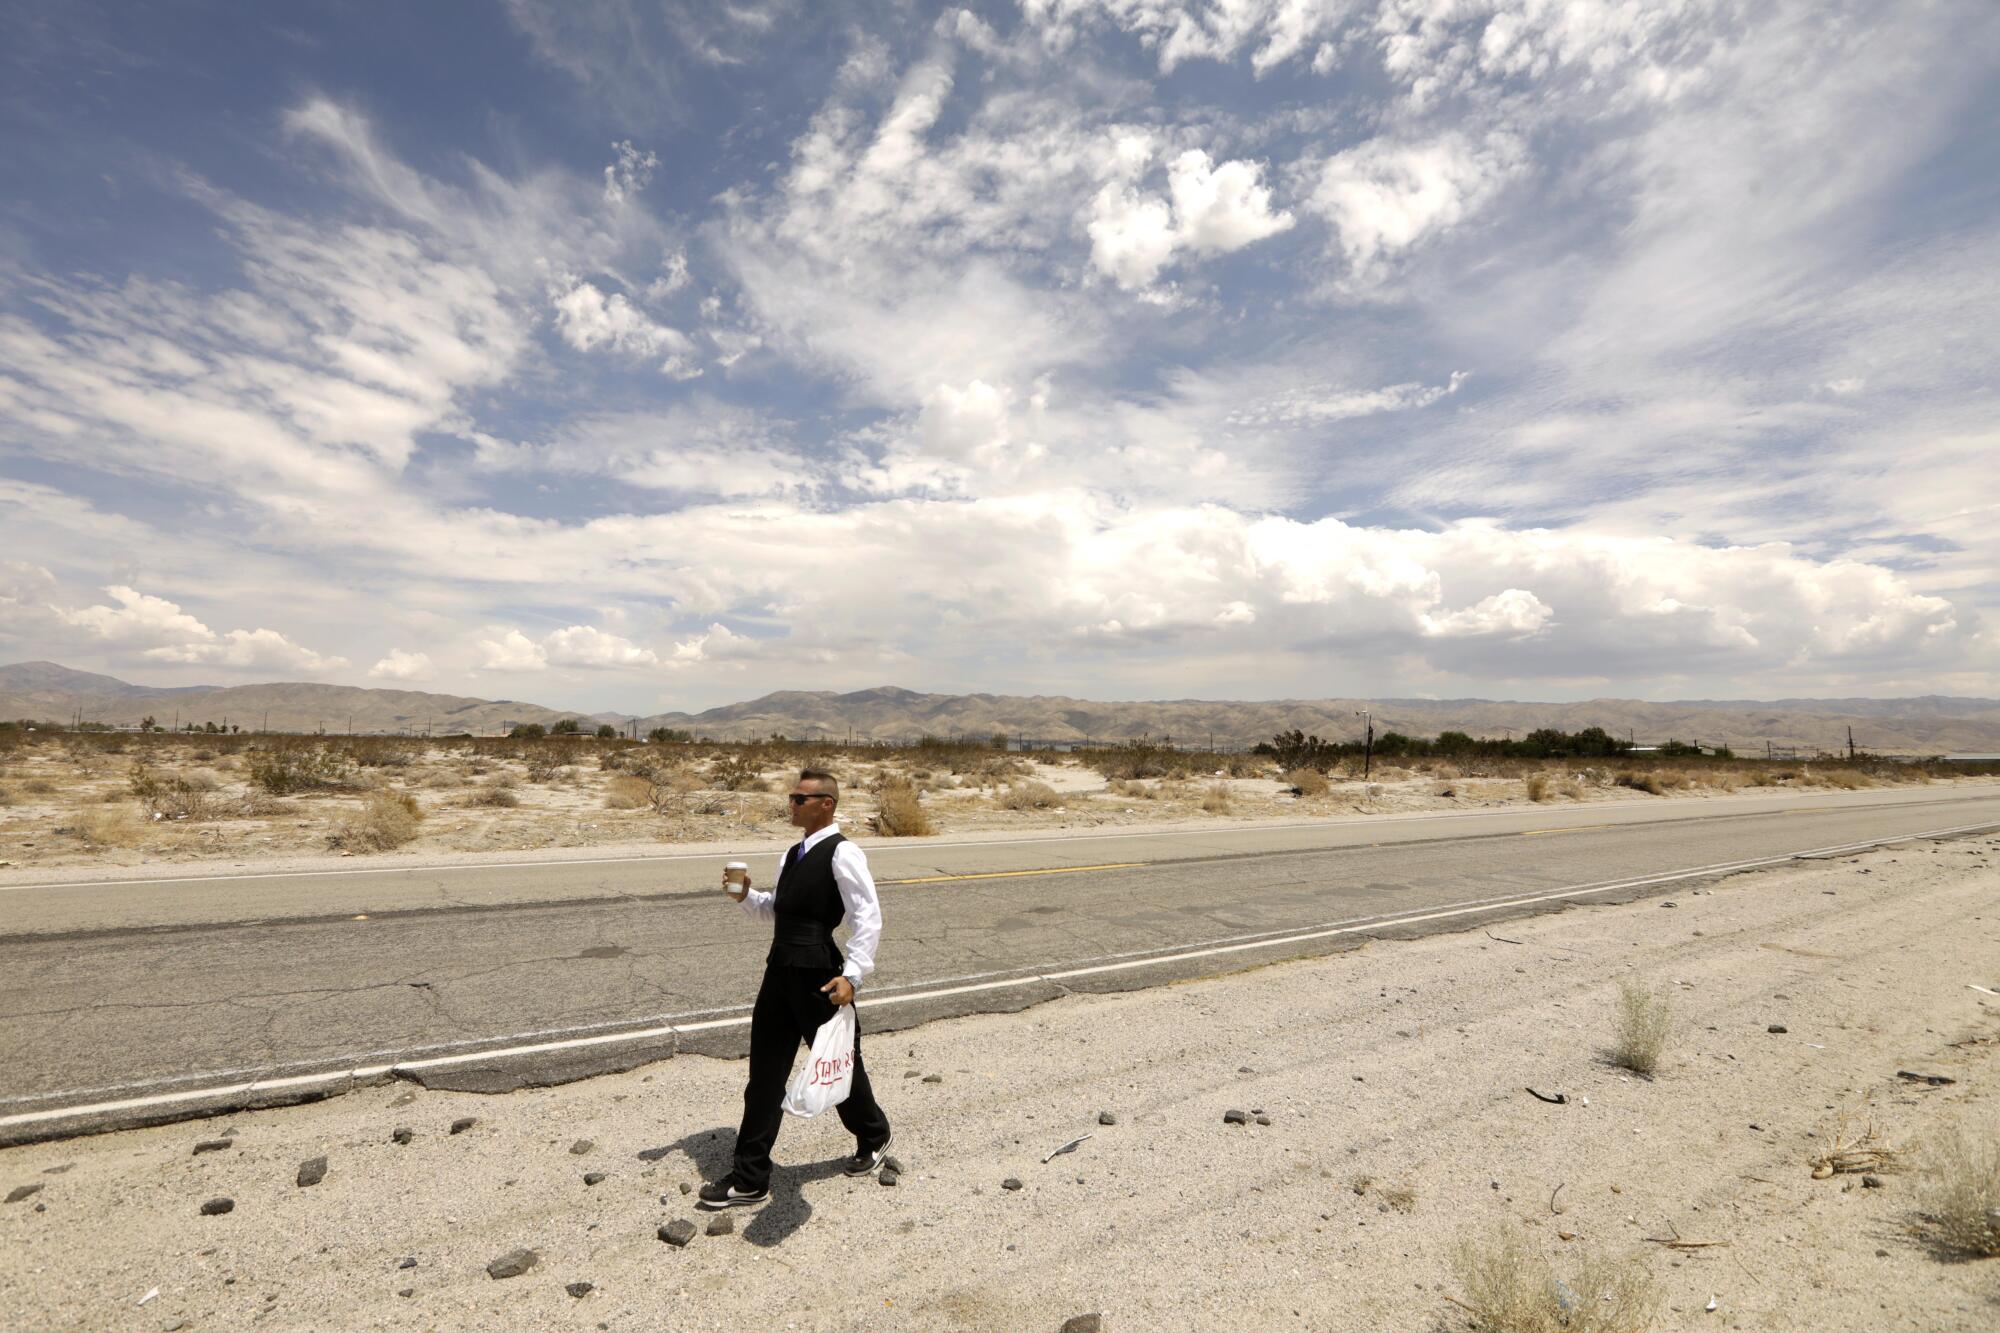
xmin=1895 ymin=1070 xmax=1957 ymax=1086
xmin=1526 ymin=1087 xmax=1567 ymax=1105
xmin=1043 ymin=1134 xmax=1092 ymax=1164
xmin=1705 ymin=1297 xmax=1719 ymax=1313
xmin=1579 ymin=1096 xmax=1590 ymax=1107
xmin=138 ymin=1288 xmax=159 ymax=1307
xmin=1969 ymin=984 xmax=2000 ymax=997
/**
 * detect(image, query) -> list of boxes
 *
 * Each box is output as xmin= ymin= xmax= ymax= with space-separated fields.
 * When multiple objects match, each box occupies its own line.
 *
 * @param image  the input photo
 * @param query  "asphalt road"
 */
xmin=4 ymin=786 xmax=1997 ymax=1144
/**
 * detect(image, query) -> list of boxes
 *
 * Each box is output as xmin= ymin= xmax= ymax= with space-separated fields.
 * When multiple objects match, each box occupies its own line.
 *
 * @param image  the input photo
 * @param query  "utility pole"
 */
xmin=262 ymin=710 xmax=269 ymax=734
xmin=1847 ymin=726 xmax=1856 ymax=761
xmin=1356 ymin=709 xmax=1374 ymax=781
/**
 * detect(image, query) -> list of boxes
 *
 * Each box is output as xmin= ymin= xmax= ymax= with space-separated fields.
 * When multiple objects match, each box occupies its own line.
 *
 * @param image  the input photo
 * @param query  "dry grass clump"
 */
xmin=1915 ymin=1125 xmax=2000 ymax=1256
xmin=463 ymin=783 xmax=520 ymax=808
xmin=604 ymin=774 xmax=653 ymax=809
xmin=1810 ymin=766 xmax=1873 ymax=790
xmin=873 ymin=777 xmax=934 ymax=837
xmin=1809 ymin=1111 xmax=1903 ymax=1179
xmin=997 ymin=780 xmax=1062 ymax=811
xmin=1449 ymin=1226 xmax=1659 ymax=1332
xmin=1106 ymin=778 xmax=1156 ymax=800
xmin=1222 ymin=754 xmax=1267 ymax=778
xmin=128 ymin=763 xmax=213 ymax=821
xmin=330 ymin=790 xmax=424 ymax=852
xmin=65 ymin=805 xmax=143 ymax=848
xmin=1614 ymin=771 xmax=1663 ymax=795
xmin=250 ymin=742 xmax=354 ymax=795
xmin=709 ymin=756 xmax=769 ymax=792
xmin=1285 ymin=767 xmax=1329 ymax=796
xmin=1610 ymin=980 xmax=1672 ymax=1076
xmin=1200 ymin=783 xmax=1233 ymax=814
xmin=22 ymin=777 xmax=57 ymax=795
xmin=1433 ymin=781 xmax=1460 ymax=798
xmin=0 ymin=783 xmax=13 ymax=806
xmin=1525 ymin=773 xmax=1553 ymax=802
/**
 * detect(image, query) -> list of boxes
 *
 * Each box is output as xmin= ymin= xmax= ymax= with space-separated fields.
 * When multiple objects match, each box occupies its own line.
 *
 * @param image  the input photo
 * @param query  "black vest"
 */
xmin=767 ymin=833 xmax=847 ymax=970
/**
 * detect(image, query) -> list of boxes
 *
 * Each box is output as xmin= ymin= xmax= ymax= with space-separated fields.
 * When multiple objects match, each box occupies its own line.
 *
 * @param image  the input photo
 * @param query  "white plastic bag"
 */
xmin=782 ymin=1003 xmax=856 ymax=1118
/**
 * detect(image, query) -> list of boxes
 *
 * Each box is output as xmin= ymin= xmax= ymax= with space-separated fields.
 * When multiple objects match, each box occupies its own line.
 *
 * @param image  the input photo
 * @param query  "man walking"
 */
xmin=701 ymin=767 xmax=893 ymax=1208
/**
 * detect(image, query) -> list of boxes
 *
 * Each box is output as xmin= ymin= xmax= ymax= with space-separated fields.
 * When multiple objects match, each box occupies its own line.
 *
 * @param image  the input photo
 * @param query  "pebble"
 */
xmin=450 ymin=1117 xmax=477 ymax=1135
xmin=883 ymin=1156 xmax=906 ymax=1175
xmin=192 ymin=1139 xmax=232 ymax=1155
xmin=1098 ymin=1111 xmax=1117 ymax=1126
xmin=1862 ymin=1175 xmax=1885 ymax=1189
xmin=7 ymin=1184 xmax=44 ymax=1204
xmin=570 ymin=1139 xmax=595 ymax=1156
xmin=922 ymin=1074 xmax=944 ymax=1084
xmin=583 ymin=1172 xmax=607 ymax=1186
xmin=397 ymin=1287 xmax=414 ymax=1299
xmin=398 ymin=1257 xmax=417 ymax=1270
xmin=296 ymin=1156 xmax=328 ymax=1188
xmin=1254 ymin=1115 xmax=1272 ymax=1126
xmin=1222 ymin=1109 xmax=1249 ymax=1126
xmin=566 ymin=1282 xmax=594 ymax=1298
xmin=389 ymin=1090 xmax=417 ymax=1107
xmin=391 ymin=1127 xmax=414 ymax=1145
xmin=678 ymin=1182 xmax=692 ymax=1195
xmin=659 ymin=1219 xmax=697 ymax=1247
xmin=706 ymin=1214 xmax=735 ymax=1236
xmin=1767 ymin=1025 xmax=1788 ymax=1034
xmin=1002 ymin=1177 xmax=1024 ymax=1191
xmin=485 ymin=1248 xmax=538 ymax=1279
xmin=1061 ymin=1315 xmax=1103 ymax=1333
xmin=880 ymin=1168 xmax=900 ymax=1187
xmin=200 ymin=1197 xmax=235 ymax=1216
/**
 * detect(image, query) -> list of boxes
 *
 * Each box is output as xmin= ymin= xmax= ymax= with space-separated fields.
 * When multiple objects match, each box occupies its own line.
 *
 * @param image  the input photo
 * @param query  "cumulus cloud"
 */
xmin=603 ymin=140 xmax=658 ymax=205
xmin=550 ymin=279 xmax=701 ymax=377
xmin=368 ymin=649 xmax=436 ymax=682
xmin=59 ymin=586 xmax=214 ymax=648
xmin=1309 ymin=132 xmax=1524 ymax=283
xmin=480 ymin=625 xmax=660 ymax=672
xmin=478 ymin=629 xmax=547 ymax=672
xmin=1089 ymin=145 xmax=1293 ymax=290
xmin=145 ymin=628 xmax=348 ymax=673
xmin=670 ymin=622 xmax=760 ymax=667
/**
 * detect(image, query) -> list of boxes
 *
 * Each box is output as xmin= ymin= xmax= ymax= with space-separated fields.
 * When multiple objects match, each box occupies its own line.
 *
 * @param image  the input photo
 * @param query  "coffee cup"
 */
xmin=724 ymin=861 xmax=749 ymax=896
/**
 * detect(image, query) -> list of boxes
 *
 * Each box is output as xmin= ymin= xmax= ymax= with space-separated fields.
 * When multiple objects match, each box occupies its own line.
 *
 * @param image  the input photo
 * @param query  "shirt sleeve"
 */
xmin=831 ymin=840 xmax=882 ymax=986
xmin=737 ymin=851 xmax=780 ymax=923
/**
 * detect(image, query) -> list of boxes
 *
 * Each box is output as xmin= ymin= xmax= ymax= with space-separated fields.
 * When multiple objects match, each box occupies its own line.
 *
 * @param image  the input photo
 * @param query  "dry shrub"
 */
xmin=1431 ymin=763 xmax=1462 ymax=780
xmin=1285 ymin=768 xmax=1329 ymax=796
xmin=1614 ymin=771 xmax=1663 ymax=796
xmin=1525 ymin=773 xmax=1553 ymax=802
xmin=709 ymin=756 xmax=769 ymax=792
xmin=1449 ymin=1226 xmax=1659 ymax=1333
xmin=1223 ymin=754 xmax=1266 ymax=778
xmin=997 ymin=780 xmax=1061 ymax=811
xmin=66 ymin=806 xmax=142 ymax=848
xmin=330 ymin=790 xmax=424 ymax=852
xmin=1610 ymin=980 xmax=1672 ymax=1076
xmin=22 ymin=778 xmax=56 ymax=795
xmin=604 ymin=774 xmax=653 ymax=809
xmin=0 ymin=784 xmax=12 ymax=806
xmin=233 ymin=793 xmax=286 ymax=817
xmin=1916 ymin=1125 xmax=2000 ymax=1256
xmin=1200 ymin=783 xmax=1233 ymax=814
xmin=127 ymin=762 xmax=213 ymax=821
xmin=464 ymin=784 xmax=520 ymax=808
xmin=419 ymin=768 xmax=466 ymax=789
xmin=1107 ymin=778 xmax=1156 ymax=800
xmin=1433 ymin=781 xmax=1459 ymax=799
xmin=250 ymin=741 xmax=353 ymax=795
xmin=1812 ymin=767 xmax=1872 ymax=790
xmin=873 ymin=777 xmax=934 ymax=837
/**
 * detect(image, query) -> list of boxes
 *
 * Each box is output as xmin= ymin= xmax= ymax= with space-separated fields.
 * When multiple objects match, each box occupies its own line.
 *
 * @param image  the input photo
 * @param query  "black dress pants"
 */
xmin=730 ymin=964 xmax=891 ymax=1193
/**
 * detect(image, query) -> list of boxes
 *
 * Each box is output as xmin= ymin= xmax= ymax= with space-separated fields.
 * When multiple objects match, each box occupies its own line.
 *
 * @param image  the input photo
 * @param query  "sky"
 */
xmin=1 ymin=0 xmax=1996 ymax=712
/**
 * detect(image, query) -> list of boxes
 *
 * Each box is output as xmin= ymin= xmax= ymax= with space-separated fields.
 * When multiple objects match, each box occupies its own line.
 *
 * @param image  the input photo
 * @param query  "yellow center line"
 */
xmin=882 ymin=862 xmax=1147 ymax=885
xmin=1521 ymin=825 xmax=1613 ymax=837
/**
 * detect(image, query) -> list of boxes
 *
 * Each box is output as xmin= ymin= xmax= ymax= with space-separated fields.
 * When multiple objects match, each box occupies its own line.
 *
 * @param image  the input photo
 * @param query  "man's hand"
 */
xmin=723 ymin=870 xmax=750 ymax=903
xmin=821 ymin=976 xmax=855 ymax=1006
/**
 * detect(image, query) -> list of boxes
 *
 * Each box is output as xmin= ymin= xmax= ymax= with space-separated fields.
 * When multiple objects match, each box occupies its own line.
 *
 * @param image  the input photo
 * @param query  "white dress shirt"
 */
xmin=738 ymin=822 xmax=882 ymax=987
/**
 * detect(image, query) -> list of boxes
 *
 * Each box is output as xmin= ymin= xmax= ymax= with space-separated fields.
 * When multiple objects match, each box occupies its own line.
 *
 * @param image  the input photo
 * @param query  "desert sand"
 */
xmin=2 ymin=833 xmax=1996 ymax=1330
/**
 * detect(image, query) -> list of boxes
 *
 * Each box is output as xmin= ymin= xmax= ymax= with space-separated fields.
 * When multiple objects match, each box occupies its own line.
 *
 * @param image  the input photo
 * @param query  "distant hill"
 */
xmin=5 ymin=662 xmax=1997 ymax=754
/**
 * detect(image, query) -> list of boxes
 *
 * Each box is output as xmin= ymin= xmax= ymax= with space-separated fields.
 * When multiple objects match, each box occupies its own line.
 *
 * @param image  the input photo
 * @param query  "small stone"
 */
xmin=922 ymin=1074 xmax=943 ymax=1084
xmin=1098 ymin=1111 xmax=1117 ymax=1126
xmin=7 ymin=1184 xmax=44 ymax=1204
xmin=583 ymin=1172 xmax=606 ymax=1186
xmin=1001 ymin=1177 xmax=1024 ymax=1191
xmin=1061 ymin=1315 xmax=1103 ymax=1333
xmin=678 ymin=1182 xmax=692 ymax=1195
xmin=450 ymin=1117 xmax=477 ymax=1135
xmin=391 ymin=1127 xmax=414 ymax=1145
xmin=200 ymin=1197 xmax=235 ymax=1216
xmin=566 ymin=1282 xmax=594 ymax=1298
xmin=162 ymin=1321 xmax=188 ymax=1331
xmin=570 ymin=1139 xmax=595 ymax=1155
xmin=1239 ymin=1065 xmax=1254 ymax=1073
xmin=1862 ymin=1175 xmax=1885 ymax=1189
xmin=883 ymin=1155 xmax=905 ymax=1175
xmin=1255 ymin=1114 xmax=1272 ymax=1126
xmin=398 ymin=1257 xmax=417 ymax=1269
xmin=485 ymin=1248 xmax=538 ymax=1279
xmin=41 ymin=1163 xmax=73 ymax=1175
xmin=296 ymin=1156 xmax=328 ymax=1187
xmin=1875 ymin=1248 xmax=1889 ymax=1257
xmin=1767 ymin=1025 xmax=1788 ymax=1034
xmin=659 ymin=1219 xmax=697 ymax=1247
xmin=397 ymin=1288 xmax=414 ymax=1299
xmin=880 ymin=1168 xmax=900 ymax=1187
xmin=1223 ymin=1109 xmax=1249 ymax=1126
xmin=192 ymin=1139 xmax=232 ymax=1155
xmin=903 ymin=1070 xmax=920 ymax=1078
xmin=705 ymin=1214 xmax=734 ymax=1236
xmin=389 ymin=1090 xmax=417 ymax=1107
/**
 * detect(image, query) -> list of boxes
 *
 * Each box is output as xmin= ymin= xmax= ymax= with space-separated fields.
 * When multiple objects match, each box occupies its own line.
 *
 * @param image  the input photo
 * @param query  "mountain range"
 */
xmin=6 ymin=661 xmax=1999 ymax=755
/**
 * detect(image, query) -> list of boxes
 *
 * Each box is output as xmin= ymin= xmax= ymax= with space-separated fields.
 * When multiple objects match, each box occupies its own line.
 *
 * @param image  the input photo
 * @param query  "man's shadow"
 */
xmin=636 ymin=1126 xmax=864 ymax=1248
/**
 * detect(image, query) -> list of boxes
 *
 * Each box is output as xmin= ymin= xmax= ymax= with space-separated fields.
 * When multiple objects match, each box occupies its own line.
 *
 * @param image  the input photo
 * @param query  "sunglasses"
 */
xmin=788 ymin=792 xmax=833 ymax=805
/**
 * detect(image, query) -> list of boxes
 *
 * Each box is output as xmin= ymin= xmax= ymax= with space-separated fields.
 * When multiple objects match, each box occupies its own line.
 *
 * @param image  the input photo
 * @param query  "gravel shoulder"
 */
xmin=2 ymin=836 xmax=1997 ymax=1331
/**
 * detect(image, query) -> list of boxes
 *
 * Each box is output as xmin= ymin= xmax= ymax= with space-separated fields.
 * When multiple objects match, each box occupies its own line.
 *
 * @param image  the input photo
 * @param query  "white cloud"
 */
xmin=1309 ymin=132 xmax=1524 ymax=283
xmin=1088 ymin=145 xmax=1293 ymax=290
xmin=669 ymin=622 xmax=760 ymax=668
xmin=59 ymin=585 xmax=214 ymax=648
xmin=550 ymin=279 xmax=700 ymax=377
xmin=543 ymin=625 xmax=660 ymax=668
xmin=478 ymin=629 xmax=547 ymax=672
xmin=53 ymin=585 xmax=347 ymax=674
xmin=1088 ymin=181 xmax=1179 ymax=290
xmin=368 ymin=649 xmax=436 ymax=682
xmin=603 ymin=139 xmax=658 ymax=205
xmin=144 ymin=628 xmax=348 ymax=673
xmin=646 ymin=249 xmax=691 ymax=300
xmin=1167 ymin=150 xmax=1295 ymax=253
xmin=1421 ymin=588 xmax=1552 ymax=638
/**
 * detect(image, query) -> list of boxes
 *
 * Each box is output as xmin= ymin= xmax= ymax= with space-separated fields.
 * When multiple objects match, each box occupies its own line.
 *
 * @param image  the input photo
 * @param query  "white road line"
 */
xmin=1 ymin=788 xmax=1984 ymax=893
xmin=5 ymin=817 xmax=1992 ymax=1134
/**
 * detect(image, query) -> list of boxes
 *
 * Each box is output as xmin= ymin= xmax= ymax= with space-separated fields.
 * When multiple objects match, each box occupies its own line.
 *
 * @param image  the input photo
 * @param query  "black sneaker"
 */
xmin=845 ymin=1130 xmax=893 ymax=1176
xmin=696 ymin=1178 xmax=768 ymax=1209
